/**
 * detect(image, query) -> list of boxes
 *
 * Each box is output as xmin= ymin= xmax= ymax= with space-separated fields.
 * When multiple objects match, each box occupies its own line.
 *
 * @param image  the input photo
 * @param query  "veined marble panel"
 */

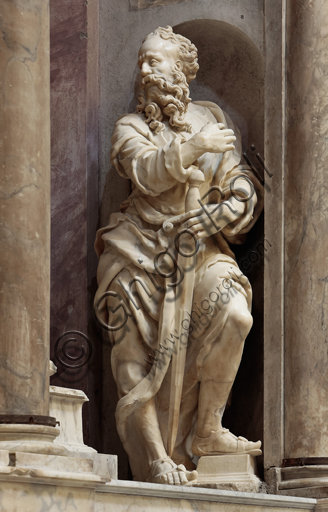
xmin=0 ymin=482 xmax=95 ymax=512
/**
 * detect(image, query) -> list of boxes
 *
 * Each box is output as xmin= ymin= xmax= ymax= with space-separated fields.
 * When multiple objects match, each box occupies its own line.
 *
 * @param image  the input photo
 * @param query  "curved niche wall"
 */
xmin=175 ymin=19 xmax=265 ymax=465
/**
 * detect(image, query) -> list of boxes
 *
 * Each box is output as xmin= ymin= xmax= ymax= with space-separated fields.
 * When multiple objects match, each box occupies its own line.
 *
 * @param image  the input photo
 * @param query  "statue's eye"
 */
xmin=150 ymin=59 xmax=158 ymax=66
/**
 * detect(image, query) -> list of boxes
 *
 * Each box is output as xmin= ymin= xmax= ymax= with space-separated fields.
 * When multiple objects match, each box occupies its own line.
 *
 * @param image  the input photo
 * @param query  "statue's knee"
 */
xmin=228 ymin=303 xmax=253 ymax=338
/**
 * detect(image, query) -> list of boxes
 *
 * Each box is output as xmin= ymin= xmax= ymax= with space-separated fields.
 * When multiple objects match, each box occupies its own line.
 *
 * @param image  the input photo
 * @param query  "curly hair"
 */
xmin=143 ymin=26 xmax=199 ymax=83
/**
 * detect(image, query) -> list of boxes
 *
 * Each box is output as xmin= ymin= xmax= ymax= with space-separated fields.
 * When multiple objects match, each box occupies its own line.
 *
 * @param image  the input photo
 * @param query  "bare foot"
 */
xmin=192 ymin=428 xmax=262 ymax=457
xmin=146 ymin=457 xmax=198 ymax=486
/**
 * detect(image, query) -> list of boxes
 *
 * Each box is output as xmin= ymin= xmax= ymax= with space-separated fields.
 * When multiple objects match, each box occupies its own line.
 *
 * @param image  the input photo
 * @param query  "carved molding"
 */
xmin=129 ymin=0 xmax=191 ymax=11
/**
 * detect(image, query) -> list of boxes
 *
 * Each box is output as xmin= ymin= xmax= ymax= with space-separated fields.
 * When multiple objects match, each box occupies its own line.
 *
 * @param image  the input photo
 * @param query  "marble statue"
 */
xmin=95 ymin=26 xmax=263 ymax=486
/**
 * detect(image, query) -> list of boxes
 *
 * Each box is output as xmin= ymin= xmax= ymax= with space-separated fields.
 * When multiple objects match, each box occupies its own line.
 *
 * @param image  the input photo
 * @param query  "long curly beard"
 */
xmin=136 ymin=72 xmax=192 ymax=134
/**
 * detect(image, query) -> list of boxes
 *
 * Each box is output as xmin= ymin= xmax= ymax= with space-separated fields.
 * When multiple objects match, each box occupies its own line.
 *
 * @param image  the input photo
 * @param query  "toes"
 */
xmin=173 ymin=471 xmax=181 ymax=485
xmin=178 ymin=472 xmax=188 ymax=485
xmin=159 ymin=474 xmax=168 ymax=485
xmin=246 ymin=440 xmax=261 ymax=450
xmin=251 ymin=440 xmax=262 ymax=450
xmin=167 ymin=473 xmax=174 ymax=485
xmin=187 ymin=470 xmax=198 ymax=482
xmin=238 ymin=437 xmax=262 ymax=453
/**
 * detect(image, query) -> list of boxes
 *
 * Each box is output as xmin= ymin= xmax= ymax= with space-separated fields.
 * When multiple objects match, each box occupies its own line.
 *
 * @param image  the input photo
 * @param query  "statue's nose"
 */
xmin=141 ymin=62 xmax=152 ymax=76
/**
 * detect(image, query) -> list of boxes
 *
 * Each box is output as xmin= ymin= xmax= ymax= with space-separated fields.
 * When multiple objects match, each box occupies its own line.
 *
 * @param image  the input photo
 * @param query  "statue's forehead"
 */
xmin=138 ymin=35 xmax=178 ymax=61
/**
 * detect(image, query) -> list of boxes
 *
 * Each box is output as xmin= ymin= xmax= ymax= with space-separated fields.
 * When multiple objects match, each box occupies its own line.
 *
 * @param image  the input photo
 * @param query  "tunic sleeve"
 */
xmin=110 ymin=115 xmax=193 ymax=197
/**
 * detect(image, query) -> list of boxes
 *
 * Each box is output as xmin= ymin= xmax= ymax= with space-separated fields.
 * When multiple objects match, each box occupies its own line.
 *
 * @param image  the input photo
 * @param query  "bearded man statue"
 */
xmin=95 ymin=26 xmax=263 ymax=486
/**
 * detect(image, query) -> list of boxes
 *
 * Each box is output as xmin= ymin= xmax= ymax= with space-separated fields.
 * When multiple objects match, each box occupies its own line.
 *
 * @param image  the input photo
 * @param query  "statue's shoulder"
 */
xmin=111 ymin=111 xmax=151 ymax=149
xmin=114 ymin=111 xmax=149 ymax=132
xmin=191 ymin=101 xmax=227 ymax=124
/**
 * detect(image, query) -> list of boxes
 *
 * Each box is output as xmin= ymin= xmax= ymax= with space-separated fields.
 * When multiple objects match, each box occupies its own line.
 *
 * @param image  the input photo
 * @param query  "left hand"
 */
xmin=178 ymin=204 xmax=231 ymax=240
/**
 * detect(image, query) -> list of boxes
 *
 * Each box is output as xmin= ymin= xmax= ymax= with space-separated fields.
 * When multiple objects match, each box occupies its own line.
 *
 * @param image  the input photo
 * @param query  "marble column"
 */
xmin=0 ymin=0 xmax=51 ymax=420
xmin=264 ymin=0 xmax=328 ymax=498
xmin=284 ymin=0 xmax=328 ymax=461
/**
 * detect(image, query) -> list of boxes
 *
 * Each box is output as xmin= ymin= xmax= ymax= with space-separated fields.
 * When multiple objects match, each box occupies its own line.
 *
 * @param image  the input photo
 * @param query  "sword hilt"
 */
xmin=185 ymin=168 xmax=205 ymax=213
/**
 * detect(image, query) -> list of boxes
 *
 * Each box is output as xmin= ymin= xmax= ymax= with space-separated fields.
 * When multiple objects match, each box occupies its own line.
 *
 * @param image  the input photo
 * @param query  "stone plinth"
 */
xmin=50 ymin=386 xmax=95 ymax=454
xmin=195 ymin=454 xmax=261 ymax=493
xmin=49 ymin=385 xmax=117 ymax=480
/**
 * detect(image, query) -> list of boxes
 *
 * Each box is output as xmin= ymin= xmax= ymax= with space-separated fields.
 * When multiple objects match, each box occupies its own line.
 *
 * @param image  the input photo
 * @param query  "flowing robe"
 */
xmin=94 ymin=101 xmax=263 ymax=481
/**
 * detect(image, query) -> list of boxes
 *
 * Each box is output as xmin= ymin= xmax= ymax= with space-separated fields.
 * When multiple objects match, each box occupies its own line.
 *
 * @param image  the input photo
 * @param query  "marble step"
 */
xmin=96 ymin=480 xmax=317 ymax=512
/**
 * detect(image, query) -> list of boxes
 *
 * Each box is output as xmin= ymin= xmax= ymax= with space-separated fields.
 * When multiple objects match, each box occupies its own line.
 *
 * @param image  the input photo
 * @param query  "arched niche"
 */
xmin=174 ymin=19 xmax=264 ymax=152
xmin=103 ymin=17 xmax=265 ymax=478
xmin=173 ymin=19 xmax=265 ymax=463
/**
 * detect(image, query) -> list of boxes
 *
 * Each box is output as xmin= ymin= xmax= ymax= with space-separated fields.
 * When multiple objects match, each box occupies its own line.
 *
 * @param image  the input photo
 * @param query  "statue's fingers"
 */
xmin=186 ymin=222 xmax=203 ymax=234
xmin=225 ymin=143 xmax=235 ymax=151
xmin=196 ymin=219 xmax=216 ymax=233
xmin=222 ymin=128 xmax=234 ymax=135
xmin=178 ymin=208 xmax=203 ymax=226
xmin=194 ymin=232 xmax=203 ymax=241
xmin=195 ymin=229 xmax=210 ymax=241
xmin=179 ymin=217 xmax=200 ymax=231
xmin=217 ymin=123 xmax=226 ymax=129
xmin=225 ymin=135 xmax=236 ymax=143
xmin=185 ymin=216 xmax=203 ymax=229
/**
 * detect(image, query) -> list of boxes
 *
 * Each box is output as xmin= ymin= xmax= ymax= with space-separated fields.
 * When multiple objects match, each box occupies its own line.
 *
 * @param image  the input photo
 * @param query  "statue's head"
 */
xmin=136 ymin=26 xmax=199 ymax=134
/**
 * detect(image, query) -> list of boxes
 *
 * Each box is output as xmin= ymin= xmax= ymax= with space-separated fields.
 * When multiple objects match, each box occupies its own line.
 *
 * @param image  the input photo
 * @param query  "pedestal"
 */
xmin=50 ymin=386 xmax=96 ymax=454
xmin=50 ymin=385 xmax=117 ymax=480
xmin=195 ymin=455 xmax=261 ymax=493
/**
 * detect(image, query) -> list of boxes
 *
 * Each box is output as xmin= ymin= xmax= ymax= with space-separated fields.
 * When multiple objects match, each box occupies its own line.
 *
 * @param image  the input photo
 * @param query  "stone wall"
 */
xmin=50 ymin=0 xmax=102 ymax=451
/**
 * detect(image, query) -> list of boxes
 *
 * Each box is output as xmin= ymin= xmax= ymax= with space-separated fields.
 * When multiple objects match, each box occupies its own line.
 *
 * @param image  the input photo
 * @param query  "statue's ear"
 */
xmin=175 ymin=60 xmax=182 ymax=71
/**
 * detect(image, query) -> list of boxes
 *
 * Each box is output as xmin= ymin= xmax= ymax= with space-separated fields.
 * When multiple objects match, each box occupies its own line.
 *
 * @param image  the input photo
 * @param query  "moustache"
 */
xmin=141 ymin=73 xmax=168 ymax=87
xmin=140 ymin=74 xmax=187 ymax=100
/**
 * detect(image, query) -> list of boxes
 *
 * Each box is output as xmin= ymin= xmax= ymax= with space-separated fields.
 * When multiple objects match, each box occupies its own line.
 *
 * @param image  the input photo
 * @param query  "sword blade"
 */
xmin=166 ymin=252 xmax=196 ymax=457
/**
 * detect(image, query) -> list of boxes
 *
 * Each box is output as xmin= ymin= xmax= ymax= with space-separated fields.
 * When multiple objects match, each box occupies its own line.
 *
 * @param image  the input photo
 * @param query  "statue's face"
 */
xmin=138 ymin=34 xmax=181 ymax=84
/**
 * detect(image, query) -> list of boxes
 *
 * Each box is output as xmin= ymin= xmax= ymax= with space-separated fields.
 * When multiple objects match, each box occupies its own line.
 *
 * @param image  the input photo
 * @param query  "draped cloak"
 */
xmin=94 ymin=101 xmax=263 ymax=480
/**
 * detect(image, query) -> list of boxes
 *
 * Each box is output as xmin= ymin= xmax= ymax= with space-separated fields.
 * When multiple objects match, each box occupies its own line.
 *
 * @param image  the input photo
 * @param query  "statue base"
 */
xmin=194 ymin=454 xmax=261 ymax=493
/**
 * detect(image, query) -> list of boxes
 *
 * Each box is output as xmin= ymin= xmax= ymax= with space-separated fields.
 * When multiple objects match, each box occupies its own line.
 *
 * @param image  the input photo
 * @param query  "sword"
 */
xmin=165 ymin=167 xmax=205 ymax=458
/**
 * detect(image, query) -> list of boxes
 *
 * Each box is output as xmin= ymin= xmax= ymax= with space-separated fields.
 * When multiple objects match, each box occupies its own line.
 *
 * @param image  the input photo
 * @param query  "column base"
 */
xmin=0 ymin=423 xmax=68 ymax=456
xmin=266 ymin=465 xmax=328 ymax=499
xmin=194 ymin=454 xmax=261 ymax=493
